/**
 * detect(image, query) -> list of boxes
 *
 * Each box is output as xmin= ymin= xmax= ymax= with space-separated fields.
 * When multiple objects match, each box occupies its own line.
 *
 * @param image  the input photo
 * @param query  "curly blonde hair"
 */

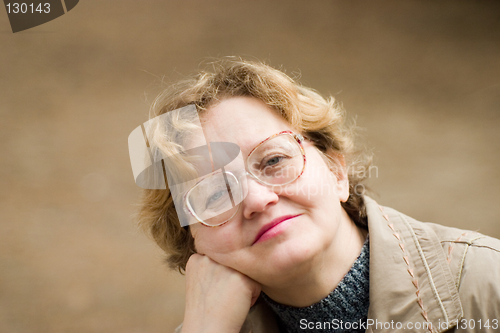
xmin=137 ymin=58 xmax=372 ymax=273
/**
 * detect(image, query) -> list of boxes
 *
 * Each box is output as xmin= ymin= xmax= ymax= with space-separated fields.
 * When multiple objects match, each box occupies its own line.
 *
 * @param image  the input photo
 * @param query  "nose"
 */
xmin=241 ymin=176 xmax=279 ymax=220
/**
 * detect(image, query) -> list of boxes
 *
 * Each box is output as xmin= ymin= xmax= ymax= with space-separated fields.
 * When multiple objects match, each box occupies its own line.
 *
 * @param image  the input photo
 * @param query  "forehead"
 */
xmin=198 ymin=97 xmax=294 ymax=155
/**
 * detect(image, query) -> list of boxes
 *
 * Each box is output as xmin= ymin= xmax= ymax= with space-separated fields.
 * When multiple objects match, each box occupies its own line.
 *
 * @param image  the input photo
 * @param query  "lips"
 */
xmin=252 ymin=214 xmax=301 ymax=244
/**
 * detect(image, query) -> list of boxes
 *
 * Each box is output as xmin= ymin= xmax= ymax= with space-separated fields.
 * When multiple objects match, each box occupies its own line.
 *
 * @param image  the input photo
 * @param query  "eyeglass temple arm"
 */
xmin=220 ymin=167 xmax=236 ymax=208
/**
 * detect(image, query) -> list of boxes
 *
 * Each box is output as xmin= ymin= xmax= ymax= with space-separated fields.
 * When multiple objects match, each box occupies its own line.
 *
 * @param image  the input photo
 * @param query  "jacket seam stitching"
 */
xmin=466 ymin=244 xmax=500 ymax=252
xmin=444 ymin=233 xmax=468 ymax=264
xmin=456 ymin=244 xmax=469 ymax=290
xmin=455 ymin=235 xmax=484 ymax=291
xmin=439 ymin=234 xmax=484 ymax=246
xmin=379 ymin=206 xmax=434 ymax=332
xmin=398 ymin=212 xmax=450 ymax=329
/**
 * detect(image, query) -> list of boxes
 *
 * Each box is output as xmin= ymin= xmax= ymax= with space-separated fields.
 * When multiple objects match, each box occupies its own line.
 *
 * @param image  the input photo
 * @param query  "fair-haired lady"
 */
xmin=131 ymin=59 xmax=500 ymax=333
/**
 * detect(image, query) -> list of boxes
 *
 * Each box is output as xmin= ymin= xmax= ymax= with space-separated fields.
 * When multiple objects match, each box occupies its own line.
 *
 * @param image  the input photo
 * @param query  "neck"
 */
xmin=262 ymin=209 xmax=367 ymax=307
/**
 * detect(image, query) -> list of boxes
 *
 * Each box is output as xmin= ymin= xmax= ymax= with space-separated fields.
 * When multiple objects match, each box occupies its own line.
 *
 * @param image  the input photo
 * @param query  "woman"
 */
xmin=131 ymin=59 xmax=500 ymax=333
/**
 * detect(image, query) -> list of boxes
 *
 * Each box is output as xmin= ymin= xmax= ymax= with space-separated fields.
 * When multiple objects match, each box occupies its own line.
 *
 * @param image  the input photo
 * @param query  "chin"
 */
xmin=255 ymin=237 xmax=321 ymax=281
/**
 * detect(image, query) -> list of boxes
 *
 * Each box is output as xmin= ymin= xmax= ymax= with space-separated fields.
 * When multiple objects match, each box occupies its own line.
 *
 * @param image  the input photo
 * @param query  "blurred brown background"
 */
xmin=1 ymin=1 xmax=499 ymax=332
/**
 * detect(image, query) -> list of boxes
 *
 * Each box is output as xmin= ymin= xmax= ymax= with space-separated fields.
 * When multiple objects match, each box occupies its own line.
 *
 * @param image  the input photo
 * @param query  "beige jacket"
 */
xmin=177 ymin=197 xmax=500 ymax=332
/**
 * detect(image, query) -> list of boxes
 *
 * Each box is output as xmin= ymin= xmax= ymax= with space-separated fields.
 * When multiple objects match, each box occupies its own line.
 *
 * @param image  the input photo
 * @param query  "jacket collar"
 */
xmin=365 ymin=197 xmax=463 ymax=332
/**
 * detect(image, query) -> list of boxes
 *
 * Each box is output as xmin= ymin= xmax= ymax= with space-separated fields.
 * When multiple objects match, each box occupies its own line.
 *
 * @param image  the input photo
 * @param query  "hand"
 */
xmin=180 ymin=254 xmax=262 ymax=333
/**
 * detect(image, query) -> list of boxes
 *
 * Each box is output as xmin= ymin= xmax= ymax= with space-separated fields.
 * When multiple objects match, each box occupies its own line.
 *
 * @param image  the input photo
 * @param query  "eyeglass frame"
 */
xmin=183 ymin=130 xmax=307 ymax=227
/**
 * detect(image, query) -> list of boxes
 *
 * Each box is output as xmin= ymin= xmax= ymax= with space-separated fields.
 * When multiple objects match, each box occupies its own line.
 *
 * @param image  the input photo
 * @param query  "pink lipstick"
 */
xmin=253 ymin=214 xmax=301 ymax=245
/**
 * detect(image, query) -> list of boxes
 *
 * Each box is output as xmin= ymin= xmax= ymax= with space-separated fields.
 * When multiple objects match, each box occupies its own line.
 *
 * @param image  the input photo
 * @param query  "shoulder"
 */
xmin=421 ymin=222 xmax=500 ymax=290
xmin=446 ymin=230 xmax=500 ymax=329
xmin=392 ymin=209 xmax=500 ymax=291
xmin=378 ymin=200 xmax=500 ymax=329
xmin=373 ymin=199 xmax=500 ymax=263
xmin=408 ymin=219 xmax=500 ymax=281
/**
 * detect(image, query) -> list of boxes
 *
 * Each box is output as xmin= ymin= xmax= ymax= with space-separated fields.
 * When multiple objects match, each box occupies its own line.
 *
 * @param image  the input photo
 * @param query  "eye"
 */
xmin=262 ymin=155 xmax=287 ymax=169
xmin=205 ymin=189 xmax=226 ymax=209
xmin=266 ymin=156 xmax=283 ymax=166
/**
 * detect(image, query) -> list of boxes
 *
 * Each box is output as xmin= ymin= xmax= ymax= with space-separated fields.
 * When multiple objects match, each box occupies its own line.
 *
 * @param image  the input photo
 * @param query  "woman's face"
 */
xmin=188 ymin=96 xmax=350 ymax=288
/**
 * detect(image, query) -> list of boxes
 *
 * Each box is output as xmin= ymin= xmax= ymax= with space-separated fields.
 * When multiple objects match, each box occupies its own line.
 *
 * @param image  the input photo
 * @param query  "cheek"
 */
xmin=192 ymin=224 xmax=243 ymax=257
xmin=282 ymin=157 xmax=339 ymax=203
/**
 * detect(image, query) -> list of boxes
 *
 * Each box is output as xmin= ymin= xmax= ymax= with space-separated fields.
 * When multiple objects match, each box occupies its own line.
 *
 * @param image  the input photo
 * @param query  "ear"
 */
xmin=325 ymin=150 xmax=350 ymax=203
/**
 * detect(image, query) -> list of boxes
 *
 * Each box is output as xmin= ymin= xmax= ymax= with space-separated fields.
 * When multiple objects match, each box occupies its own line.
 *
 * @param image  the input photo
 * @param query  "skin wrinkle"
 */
xmin=188 ymin=96 xmax=367 ymax=307
xmin=139 ymin=60 xmax=373 ymax=274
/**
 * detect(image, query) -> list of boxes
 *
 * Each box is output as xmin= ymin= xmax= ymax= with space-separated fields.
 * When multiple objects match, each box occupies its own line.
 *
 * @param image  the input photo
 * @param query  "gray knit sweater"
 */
xmin=262 ymin=237 xmax=370 ymax=333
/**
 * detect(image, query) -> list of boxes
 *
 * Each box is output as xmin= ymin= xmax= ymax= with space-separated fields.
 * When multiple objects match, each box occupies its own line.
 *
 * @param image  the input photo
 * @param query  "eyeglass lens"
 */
xmin=187 ymin=133 xmax=304 ymax=226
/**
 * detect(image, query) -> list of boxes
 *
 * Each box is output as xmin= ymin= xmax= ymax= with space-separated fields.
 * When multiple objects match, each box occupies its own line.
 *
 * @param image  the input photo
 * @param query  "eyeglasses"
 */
xmin=184 ymin=131 xmax=306 ymax=227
